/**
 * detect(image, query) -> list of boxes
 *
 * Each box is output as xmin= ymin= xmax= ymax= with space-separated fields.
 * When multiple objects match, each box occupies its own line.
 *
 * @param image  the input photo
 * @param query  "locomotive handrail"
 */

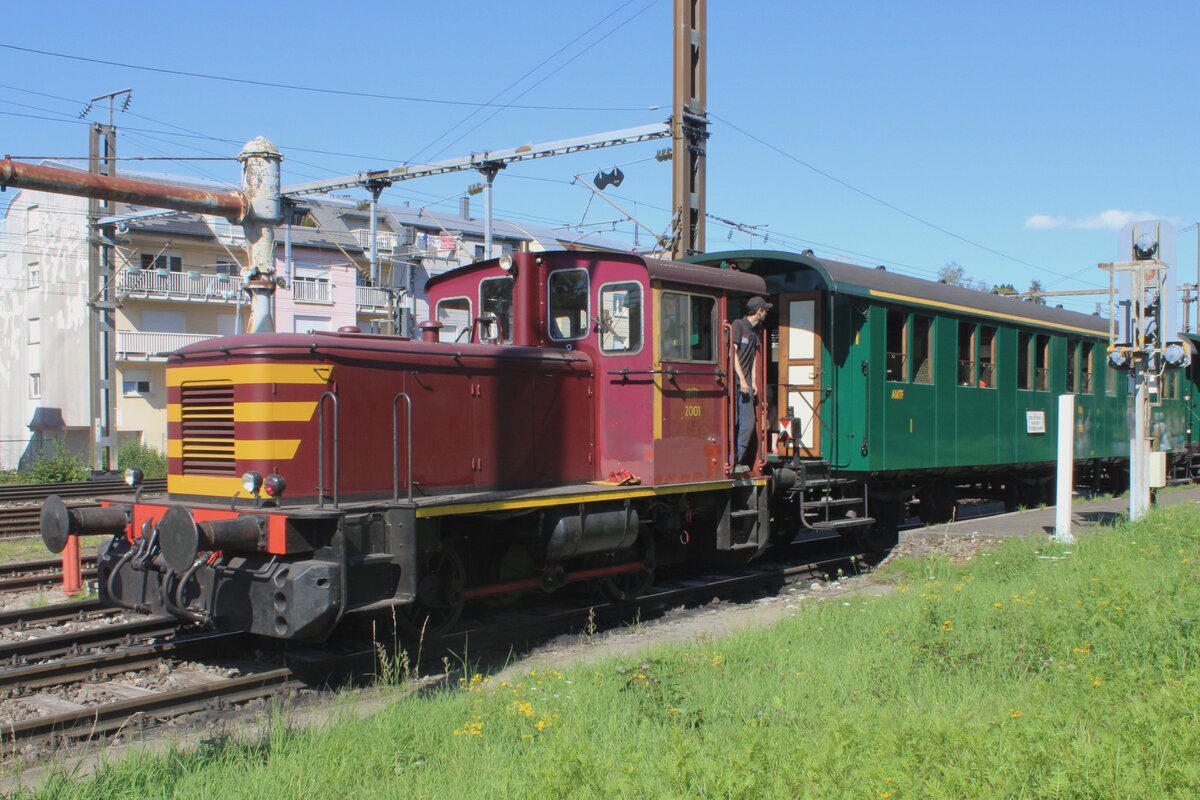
xmin=608 ymin=367 xmax=727 ymax=379
xmin=317 ymin=391 xmax=339 ymax=509
xmin=392 ymin=392 xmax=414 ymax=504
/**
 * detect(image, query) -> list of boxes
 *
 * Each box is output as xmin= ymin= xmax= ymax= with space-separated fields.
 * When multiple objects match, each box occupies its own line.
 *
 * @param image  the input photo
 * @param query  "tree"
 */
xmin=991 ymin=283 xmax=1018 ymax=296
xmin=1025 ymin=279 xmax=1047 ymax=305
xmin=938 ymin=261 xmax=988 ymax=291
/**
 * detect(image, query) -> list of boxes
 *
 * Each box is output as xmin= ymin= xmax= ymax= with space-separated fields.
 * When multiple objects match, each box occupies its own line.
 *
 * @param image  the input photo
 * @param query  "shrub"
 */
xmin=117 ymin=439 xmax=168 ymax=480
xmin=24 ymin=442 xmax=91 ymax=484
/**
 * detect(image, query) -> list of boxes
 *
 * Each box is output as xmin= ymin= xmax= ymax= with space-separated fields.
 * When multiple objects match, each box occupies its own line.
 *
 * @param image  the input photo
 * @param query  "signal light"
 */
xmin=123 ymin=467 xmax=144 ymax=487
xmin=264 ymin=474 xmax=286 ymax=498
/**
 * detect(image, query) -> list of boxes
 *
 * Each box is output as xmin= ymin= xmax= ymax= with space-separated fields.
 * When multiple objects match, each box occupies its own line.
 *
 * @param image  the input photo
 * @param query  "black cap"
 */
xmin=747 ymin=296 xmax=773 ymax=312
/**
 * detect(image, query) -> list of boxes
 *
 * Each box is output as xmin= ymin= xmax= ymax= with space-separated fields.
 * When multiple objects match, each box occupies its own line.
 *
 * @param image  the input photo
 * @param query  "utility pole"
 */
xmin=85 ymin=88 xmax=129 ymax=471
xmin=670 ymin=0 xmax=707 ymax=259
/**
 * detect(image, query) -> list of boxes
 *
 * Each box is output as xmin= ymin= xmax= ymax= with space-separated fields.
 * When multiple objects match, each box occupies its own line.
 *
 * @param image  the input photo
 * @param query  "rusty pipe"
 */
xmin=0 ymin=158 xmax=248 ymax=221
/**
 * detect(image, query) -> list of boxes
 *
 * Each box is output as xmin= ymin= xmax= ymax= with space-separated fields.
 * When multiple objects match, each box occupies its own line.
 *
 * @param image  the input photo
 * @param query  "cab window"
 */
xmin=480 ymin=277 xmax=513 ymax=343
xmin=435 ymin=297 xmax=471 ymax=342
xmin=660 ymin=292 xmax=715 ymax=362
xmin=598 ymin=281 xmax=643 ymax=354
xmin=548 ymin=269 xmax=589 ymax=341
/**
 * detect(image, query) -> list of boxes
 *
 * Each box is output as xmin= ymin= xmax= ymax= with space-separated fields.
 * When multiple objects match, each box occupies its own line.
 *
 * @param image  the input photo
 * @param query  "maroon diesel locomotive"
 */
xmin=42 ymin=251 xmax=802 ymax=640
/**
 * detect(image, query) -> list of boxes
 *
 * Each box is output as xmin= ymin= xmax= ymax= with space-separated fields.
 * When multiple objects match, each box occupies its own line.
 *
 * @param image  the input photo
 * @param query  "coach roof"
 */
xmin=689 ymin=249 xmax=1108 ymax=337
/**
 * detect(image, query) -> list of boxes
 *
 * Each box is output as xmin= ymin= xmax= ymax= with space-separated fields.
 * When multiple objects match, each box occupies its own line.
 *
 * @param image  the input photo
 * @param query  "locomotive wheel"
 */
xmin=395 ymin=546 xmax=467 ymax=639
xmin=599 ymin=539 xmax=656 ymax=604
xmin=917 ymin=485 xmax=955 ymax=525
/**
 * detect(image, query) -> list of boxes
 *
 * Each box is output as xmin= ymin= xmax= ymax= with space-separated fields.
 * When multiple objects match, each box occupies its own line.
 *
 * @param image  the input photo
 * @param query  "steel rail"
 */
xmin=0 ymin=615 xmax=179 ymax=663
xmin=0 ymin=479 xmax=165 ymax=504
xmin=0 ymin=630 xmax=244 ymax=691
xmin=0 ymin=599 xmax=107 ymax=629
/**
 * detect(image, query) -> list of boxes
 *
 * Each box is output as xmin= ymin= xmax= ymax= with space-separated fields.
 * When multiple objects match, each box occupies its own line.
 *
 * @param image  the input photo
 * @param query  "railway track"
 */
xmin=0 ymin=480 xmax=166 ymax=540
xmin=0 ymin=479 xmax=166 ymax=505
xmin=0 ymin=555 xmax=97 ymax=593
xmin=0 ymin=544 xmax=863 ymax=755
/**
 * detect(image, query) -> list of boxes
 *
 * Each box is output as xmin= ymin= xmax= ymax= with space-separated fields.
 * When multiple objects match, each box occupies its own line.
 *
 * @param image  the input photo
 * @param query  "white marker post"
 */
xmin=1055 ymin=394 xmax=1076 ymax=543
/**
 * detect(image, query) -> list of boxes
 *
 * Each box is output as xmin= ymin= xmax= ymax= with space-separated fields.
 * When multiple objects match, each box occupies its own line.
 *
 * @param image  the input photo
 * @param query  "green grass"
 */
xmin=0 ymin=537 xmax=54 ymax=563
xmin=16 ymin=506 xmax=1200 ymax=798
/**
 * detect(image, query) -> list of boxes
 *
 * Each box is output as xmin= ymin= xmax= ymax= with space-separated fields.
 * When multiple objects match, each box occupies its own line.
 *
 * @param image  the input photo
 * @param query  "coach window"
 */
xmin=1034 ymin=334 xmax=1050 ymax=391
xmin=435 ymin=297 xmax=471 ymax=342
xmin=1080 ymin=342 xmax=1094 ymax=393
xmin=957 ymin=321 xmax=975 ymax=385
xmin=598 ymin=282 xmax=643 ymax=354
xmin=979 ymin=327 xmax=996 ymax=388
xmin=548 ymin=269 xmax=589 ymax=341
xmin=480 ymin=277 xmax=513 ymax=343
xmin=659 ymin=291 xmax=716 ymax=362
xmin=1017 ymin=332 xmax=1032 ymax=390
xmin=1065 ymin=338 xmax=1080 ymax=393
xmin=886 ymin=310 xmax=907 ymax=382
xmin=912 ymin=315 xmax=933 ymax=384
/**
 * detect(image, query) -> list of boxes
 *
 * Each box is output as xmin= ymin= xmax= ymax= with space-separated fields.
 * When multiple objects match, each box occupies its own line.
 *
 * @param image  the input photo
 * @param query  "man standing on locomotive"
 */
xmin=732 ymin=296 xmax=771 ymax=474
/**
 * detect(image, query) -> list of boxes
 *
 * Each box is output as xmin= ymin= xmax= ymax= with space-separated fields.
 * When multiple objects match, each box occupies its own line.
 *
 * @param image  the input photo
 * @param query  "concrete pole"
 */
xmin=482 ymin=167 xmax=498 ymax=260
xmin=237 ymin=137 xmax=283 ymax=333
xmin=368 ymin=185 xmax=382 ymax=285
xmin=1130 ymin=359 xmax=1151 ymax=521
xmin=1054 ymin=394 xmax=1076 ymax=543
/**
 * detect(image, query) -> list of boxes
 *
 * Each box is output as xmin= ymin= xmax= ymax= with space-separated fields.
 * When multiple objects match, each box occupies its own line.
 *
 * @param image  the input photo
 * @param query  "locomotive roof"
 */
xmin=426 ymin=251 xmax=766 ymax=295
xmin=689 ymin=250 xmax=1108 ymax=337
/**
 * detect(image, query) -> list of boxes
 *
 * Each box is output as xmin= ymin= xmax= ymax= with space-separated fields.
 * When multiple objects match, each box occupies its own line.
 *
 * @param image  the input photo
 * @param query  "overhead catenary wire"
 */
xmin=0 ymin=43 xmax=662 ymax=113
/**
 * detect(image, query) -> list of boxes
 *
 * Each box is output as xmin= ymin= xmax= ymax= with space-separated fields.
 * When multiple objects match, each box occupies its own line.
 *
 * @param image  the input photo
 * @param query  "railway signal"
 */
xmin=1100 ymin=220 xmax=1187 ymax=520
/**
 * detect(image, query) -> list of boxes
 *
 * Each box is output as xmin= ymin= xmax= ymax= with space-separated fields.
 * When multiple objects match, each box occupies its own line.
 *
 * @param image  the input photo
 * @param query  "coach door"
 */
xmin=780 ymin=293 xmax=822 ymax=457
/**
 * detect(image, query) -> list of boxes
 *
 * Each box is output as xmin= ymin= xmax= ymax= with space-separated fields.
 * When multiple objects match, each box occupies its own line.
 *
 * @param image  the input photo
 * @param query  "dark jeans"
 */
xmin=735 ymin=391 xmax=756 ymax=464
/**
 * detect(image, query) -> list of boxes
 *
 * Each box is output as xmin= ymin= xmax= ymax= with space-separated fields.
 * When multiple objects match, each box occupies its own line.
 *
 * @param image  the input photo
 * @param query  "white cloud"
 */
xmin=1075 ymin=209 xmax=1161 ymax=231
xmin=1024 ymin=214 xmax=1068 ymax=230
xmin=1025 ymin=209 xmax=1175 ymax=232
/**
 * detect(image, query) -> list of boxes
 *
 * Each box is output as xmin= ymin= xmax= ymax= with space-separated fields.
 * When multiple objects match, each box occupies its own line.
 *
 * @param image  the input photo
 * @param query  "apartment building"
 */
xmin=0 ymin=164 xmax=619 ymax=469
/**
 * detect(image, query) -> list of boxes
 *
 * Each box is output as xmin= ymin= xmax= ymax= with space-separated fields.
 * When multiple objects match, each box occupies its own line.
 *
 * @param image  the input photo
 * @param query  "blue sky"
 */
xmin=1 ymin=0 xmax=1196 ymax=314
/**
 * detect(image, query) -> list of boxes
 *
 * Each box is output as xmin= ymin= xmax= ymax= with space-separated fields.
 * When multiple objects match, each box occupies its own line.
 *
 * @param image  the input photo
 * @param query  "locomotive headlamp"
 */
xmin=1163 ymin=342 xmax=1189 ymax=367
xmin=498 ymin=253 xmax=514 ymax=272
xmin=241 ymin=471 xmax=264 ymax=495
xmin=264 ymin=474 xmax=286 ymax=498
xmin=1134 ymin=232 xmax=1158 ymax=261
xmin=123 ymin=467 xmax=144 ymax=487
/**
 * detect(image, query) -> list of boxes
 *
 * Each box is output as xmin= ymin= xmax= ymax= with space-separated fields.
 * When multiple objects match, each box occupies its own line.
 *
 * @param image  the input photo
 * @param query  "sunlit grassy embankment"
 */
xmin=21 ymin=504 xmax=1200 ymax=799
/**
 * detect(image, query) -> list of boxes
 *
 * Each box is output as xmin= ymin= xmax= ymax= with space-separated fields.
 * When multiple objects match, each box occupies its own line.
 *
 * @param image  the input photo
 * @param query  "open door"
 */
xmin=780 ymin=293 xmax=823 ymax=458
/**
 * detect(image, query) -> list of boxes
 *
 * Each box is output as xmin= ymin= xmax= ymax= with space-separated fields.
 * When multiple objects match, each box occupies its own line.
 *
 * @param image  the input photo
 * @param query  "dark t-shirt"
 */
xmin=731 ymin=317 xmax=759 ymax=389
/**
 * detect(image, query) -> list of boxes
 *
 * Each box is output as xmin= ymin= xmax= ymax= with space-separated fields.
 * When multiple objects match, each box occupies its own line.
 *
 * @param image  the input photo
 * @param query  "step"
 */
xmin=730 ymin=509 xmax=760 ymax=519
xmin=809 ymin=517 xmax=875 ymax=531
xmin=801 ymin=497 xmax=865 ymax=510
xmin=801 ymin=477 xmax=859 ymax=489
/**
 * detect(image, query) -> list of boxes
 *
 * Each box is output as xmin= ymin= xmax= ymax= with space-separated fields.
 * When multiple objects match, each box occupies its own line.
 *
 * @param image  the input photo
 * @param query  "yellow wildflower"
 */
xmin=993 ymin=602 xmax=1003 ymax=609
xmin=942 ymin=619 xmax=953 ymax=632
xmin=1091 ymin=676 xmax=1103 ymax=687
xmin=1009 ymin=709 xmax=1022 ymax=719
xmin=513 ymin=701 xmax=535 ymax=718
xmin=711 ymin=655 xmax=725 ymax=668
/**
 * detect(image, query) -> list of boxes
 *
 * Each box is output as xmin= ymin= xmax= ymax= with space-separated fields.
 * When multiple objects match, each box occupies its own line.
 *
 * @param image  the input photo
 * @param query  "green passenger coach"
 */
xmin=690 ymin=250 xmax=1196 ymax=540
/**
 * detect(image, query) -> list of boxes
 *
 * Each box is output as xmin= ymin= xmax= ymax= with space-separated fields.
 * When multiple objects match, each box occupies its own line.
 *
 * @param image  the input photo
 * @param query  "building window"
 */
xmin=436 ymin=297 xmax=471 ymax=342
xmin=957 ymin=321 xmax=975 ymax=385
xmin=141 ymin=253 xmax=183 ymax=272
xmin=27 ymin=318 xmax=40 ymax=345
xmin=215 ymin=260 xmax=239 ymax=277
xmin=474 ymin=245 xmax=485 ymax=260
xmin=912 ymin=315 xmax=933 ymax=384
xmin=28 ymin=261 xmax=40 ymax=289
xmin=659 ymin=292 xmax=716 ymax=362
xmin=547 ymin=269 xmax=589 ymax=341
xmin=978 ymin=326 xmax=995 ymax=388
xmin=292 ymin=264 xmax=332 ymax=304
xmin=598 ymin=282 xmax=642 ymax=354
xmin=29 ymin=373 xmax=41 ymax=400
xmin=122 ymin=371 xmax=152 ymax=397
xmin=479 ymin=277 xmax=513 ymax=343
xmin=1035 ymin=335 xmax=1050 ymax=391
xmin=886 ymin=310 xmax=907 ymax=382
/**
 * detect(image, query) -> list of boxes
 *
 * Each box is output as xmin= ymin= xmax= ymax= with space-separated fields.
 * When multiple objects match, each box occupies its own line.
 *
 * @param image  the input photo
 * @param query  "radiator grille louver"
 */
xmin=180 ymin=383 xmax=236 ymax=475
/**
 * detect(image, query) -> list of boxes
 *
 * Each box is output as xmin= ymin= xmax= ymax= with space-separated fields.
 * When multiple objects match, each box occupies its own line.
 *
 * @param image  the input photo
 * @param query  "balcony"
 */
xmin=117 ymin=331 xmax=221 ymax=362
xmin=356 ymin=285 xmax=391 ymax=315
xmin=292 ymin=278 xmax=332 ymax=304
xmin=119 ymin=269 xmax=239 ymax=304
